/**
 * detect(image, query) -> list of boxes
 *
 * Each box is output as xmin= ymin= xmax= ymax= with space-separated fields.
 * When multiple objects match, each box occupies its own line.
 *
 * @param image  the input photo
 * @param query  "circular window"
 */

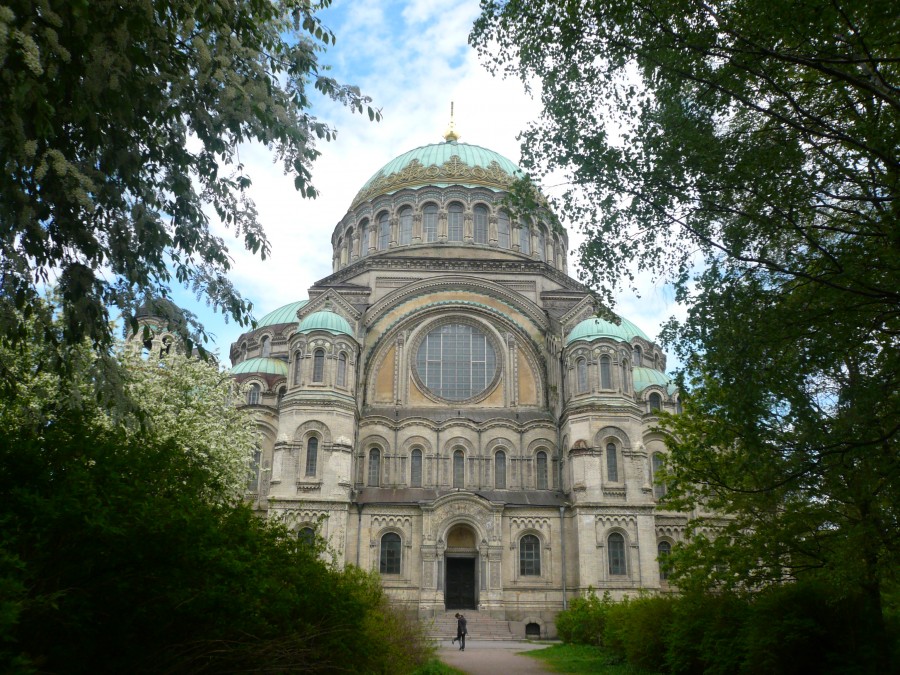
xmin=414 ymin=323 xmax=498 ymax=401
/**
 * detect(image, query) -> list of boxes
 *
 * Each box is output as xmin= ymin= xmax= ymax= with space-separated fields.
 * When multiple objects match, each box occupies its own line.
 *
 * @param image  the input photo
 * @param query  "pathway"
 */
xmin=435 ymin=640 xmax=555 ymax=675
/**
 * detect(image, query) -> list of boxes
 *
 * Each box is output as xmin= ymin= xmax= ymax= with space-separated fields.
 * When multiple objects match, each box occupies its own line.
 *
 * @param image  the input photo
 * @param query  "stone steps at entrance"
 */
xmin=424 ymin=611 xmax=519 ymax=642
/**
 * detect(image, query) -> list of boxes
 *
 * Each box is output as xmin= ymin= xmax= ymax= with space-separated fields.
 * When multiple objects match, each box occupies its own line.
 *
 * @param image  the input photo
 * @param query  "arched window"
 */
xmin=453 ymin=448 xmax=465 ymax=488
xmin=248 ymin=447 xmax=261 ymax=491
xmin=260 ymin=335 xmax=271 ymax=358
xmin=519 ymin=534 xmax=541 ymax=576
xmin=494 ymin=450 xmax=506 ymax=489
xmin=608 ymin=532 xmax=627 ymax=575
xmin=600 ymin=355 xmax=612 ymax=389
xmin=313 ymin=348 xmax=325 ymax=382
xmin=337 ymin=352 xmax=347 ymax=387
xmin=305 ymin=437 xmax=318 ymax=477
xmin=536 ymin=450 xmax=548 ymax=489
xmin=380 ymin=532 xmax=401 ymax=574
xmin=633 ymin=345 xmax=643 ymax=367
xmin=474 ymin=205 xmax=488 ymax=244
xmin=606 ymin=442 xmax=619 ymax=482
xmin=649 ymin=392 xmax=662 ymax=411
xmin=676 ymin=398 xmax=683 ymax=414
xmin=346 ymin=227 xmax=355 ymax=259
xmin=652 ymin=453 xmax=667 ymax=499
xmin=497 ymin=211 xmax=510 ymax=248
xmin=293 ymin=350 xmax=302 ymax=385
xmin=658 ymin=541 xmax=672 ymax=580
xmin=519 ymin=222 xmax=531 ymax=254
xmin=368 ymin=448 xmax=381 ymax=487
xmin=338 ymin=237 xmax=346 ymax=265
xmin=621 ymin=358 xmax=630 ymax=393
xmin=399 ymin=206 xmax=412 ymax=245
xmin=537 ymin=226 xmax=546 ymax=261
xmin=276 ymin=386 xmax=285 ymax=406
xmin=576 ymin=358 xmax=588 ymax=393
xmin=247 ymin=383 xmax=260 ymax=405
xmin=359 ymin=218 xmax=369 ymax=256
xmin=298 ymin=527 xmax=316 ymax=548
xmin=410 ymin=449 xmax=423 ymax=487
xmin=423 ymin=204 xmax=438 ymax=242
xmin=240 ymin=342 xmax=247 ymax=361
xmin=378 ymin=212 xmax=390 ymax=250
xmin=448 ymin=203 xmax=463 ymax=242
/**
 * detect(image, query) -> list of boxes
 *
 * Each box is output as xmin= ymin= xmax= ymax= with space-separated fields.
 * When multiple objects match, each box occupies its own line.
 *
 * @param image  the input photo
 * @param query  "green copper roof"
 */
xmin=298 ymin=310 xmax=353 ymax=337
xmin=566 ymin=316 xmax=651 ymax=344
xmin=633 ymin=367 xmax=675 ymax=393
xmin=257 ymin=300 xmax=308 ymax=327
xmin=351 ymin=141 xmax=524 ymax=208
xmin=230 ymin=357 xmax=289 ymax=377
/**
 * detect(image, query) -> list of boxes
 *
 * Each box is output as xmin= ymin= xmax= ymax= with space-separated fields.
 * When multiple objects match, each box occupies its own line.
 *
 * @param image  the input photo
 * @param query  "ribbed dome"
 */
xmin=230 ymin=357 xmax=289 ymax=377
xmin=257 ymin=300 xmax=308 ymax=327
xmin=350 ymin=141 xmax=524 ymax=208
xmin=566 ymin=316 xmax=651 ymax=344
xmin=632 ymin=367 xmax=675 ymax=394
xmin=298 ymin=310 xmax=353 ymax=337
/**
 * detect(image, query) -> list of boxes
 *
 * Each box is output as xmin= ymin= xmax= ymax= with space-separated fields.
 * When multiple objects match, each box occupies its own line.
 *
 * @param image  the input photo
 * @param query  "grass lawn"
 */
xmin=524 ymin=643 xmax=658 ymax=674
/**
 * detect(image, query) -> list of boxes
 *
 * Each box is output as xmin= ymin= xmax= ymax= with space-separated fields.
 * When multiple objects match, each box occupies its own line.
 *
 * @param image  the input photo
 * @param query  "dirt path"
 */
xmin=436 ymin=640 xmax=555 ymax=675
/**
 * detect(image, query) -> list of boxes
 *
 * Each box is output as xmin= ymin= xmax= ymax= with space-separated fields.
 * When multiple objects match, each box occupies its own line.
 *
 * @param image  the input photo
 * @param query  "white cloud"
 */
xmin=193 ymin=0 xmax=685 ymax=371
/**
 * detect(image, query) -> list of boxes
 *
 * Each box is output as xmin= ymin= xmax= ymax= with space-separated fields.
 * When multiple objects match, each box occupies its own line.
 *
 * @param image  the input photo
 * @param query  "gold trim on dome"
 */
xmin=350 ymin=156 xmax=515 ymax=209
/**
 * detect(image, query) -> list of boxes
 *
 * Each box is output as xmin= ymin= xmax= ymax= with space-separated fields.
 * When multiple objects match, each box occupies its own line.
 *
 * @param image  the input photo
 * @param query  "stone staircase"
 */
xmin=424 ymin=610 xmax=519 ymax=642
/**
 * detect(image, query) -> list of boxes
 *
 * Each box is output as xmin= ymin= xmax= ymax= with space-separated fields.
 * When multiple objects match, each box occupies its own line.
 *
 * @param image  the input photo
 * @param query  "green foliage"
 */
xmin=0 ymin=0 xmax=380 ymax=359
xmin=664 ymin=593 xmax=748 ymax=675
xmin=556 ymin=588 xmax=613 ymax=645
xmin=472 ymin=3 xmax=900 ymax=668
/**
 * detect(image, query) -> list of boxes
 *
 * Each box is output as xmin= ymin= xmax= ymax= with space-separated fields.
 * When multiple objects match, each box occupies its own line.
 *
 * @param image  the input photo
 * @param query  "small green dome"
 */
xmin=230 ymin=357 xmax=289 ymax=377
xmin=257 ymin=300 xmax=308 ymax=327
xmin=566 ymin=316 xmax=651 ymax=344
xmin=298 ymin=310 xmax=353 ymax=337
xmin=633 ymin=367 xmax=675 ymax=393
xmin=351 ymin=141 xmax=525 ymax=208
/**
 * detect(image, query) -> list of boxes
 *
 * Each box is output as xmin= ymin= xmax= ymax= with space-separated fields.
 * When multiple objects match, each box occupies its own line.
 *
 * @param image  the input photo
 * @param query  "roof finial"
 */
xmin=443 ymin=102 xmax=460 ymax=143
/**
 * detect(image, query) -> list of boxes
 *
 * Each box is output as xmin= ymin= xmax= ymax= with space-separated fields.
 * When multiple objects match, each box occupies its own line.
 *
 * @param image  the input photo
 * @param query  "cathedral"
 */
xmin=227 ymin=126 xmax=685 ymax=637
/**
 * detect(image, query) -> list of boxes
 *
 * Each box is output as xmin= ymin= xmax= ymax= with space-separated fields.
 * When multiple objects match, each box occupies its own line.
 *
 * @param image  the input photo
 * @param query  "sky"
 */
xmin=178 ymin=0 xmax=685 ymax=368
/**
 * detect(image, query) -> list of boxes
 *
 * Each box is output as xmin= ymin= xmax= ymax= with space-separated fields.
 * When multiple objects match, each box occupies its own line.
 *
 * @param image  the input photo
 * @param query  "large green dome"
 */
xmin=350 ymin=141 xmax=524 ymax=208
xmin=298 ymin=310 xmax=353 ymax=337
xmin=632 ymin=367 xmax=676 ymax=394
xmin=566 ymin=316 xmax=651 ymax=344
xmin=230 ymin=357 xmax=289 ymax=377
xmin=257 ymin=300 xmax=308 ymax=327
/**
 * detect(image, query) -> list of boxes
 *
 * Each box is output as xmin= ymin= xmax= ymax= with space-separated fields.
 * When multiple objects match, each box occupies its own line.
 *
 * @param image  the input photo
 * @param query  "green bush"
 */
xmin=665 ymin=593 xmax=748 ymax=675
xmin=613 ymin=596 xmax=675 ymax=672
xmin=556 ymin=589 xmax=613 ymax=645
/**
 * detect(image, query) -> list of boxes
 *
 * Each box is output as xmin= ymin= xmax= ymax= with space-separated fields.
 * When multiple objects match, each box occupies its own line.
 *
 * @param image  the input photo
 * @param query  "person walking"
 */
xmin=451 ymin=612 xmax=467 ymax=651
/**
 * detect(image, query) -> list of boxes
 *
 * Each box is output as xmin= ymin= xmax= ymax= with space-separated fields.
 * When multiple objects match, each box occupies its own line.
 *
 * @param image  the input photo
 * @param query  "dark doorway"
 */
xmin=445 ymin=557 xmax=476 ymax=609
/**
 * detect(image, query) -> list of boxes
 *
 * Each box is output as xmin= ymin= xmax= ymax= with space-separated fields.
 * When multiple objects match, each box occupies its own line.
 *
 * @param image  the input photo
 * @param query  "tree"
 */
xmin=472 ymin=0 xmax=899 ymax=667
xmin=0 ymin=0 xmax=379 ymax=357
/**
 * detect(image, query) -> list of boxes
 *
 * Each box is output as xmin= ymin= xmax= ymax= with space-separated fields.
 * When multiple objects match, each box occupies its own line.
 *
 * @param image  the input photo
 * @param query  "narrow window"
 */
xmin=634 ymin=345 xmax=643 ymax=367
xmin=293 ymin=350 xmax=302 ymax=385
xmin=536 ymin=451 xmax=548 ymax=489
xmin=337 ymin=352 xmax=347 ymax=387
xmin=652 ymin=453 xmax=667 ymax=499
xmin=621 ymin=358 xmax=630 ymax=392
xmin=299 ymin=527 xmax=316 ymax=548
xmin=520 ymin=534 xmax=541 ymax=576
xmin=649 ymin=392 xmax=662 ymax=411
xmin=448 ymin=203 xmax=463 ymax=242
xmin=368 ymin=448 xmax=381 ymax=487
xmin=240 ymin=342 xmax=247 ymax=361
xmin=276 ymin=386 xmax=285 ymax=406
xmin=606 ymin=442 xmax=618 ymax=482
xmin=494 ymin=450 xmax=507 ymax=489
xmin=399 ymin=206 xmax=412 ymax=245
xmin=658 ymin=541 xmax=672 ymax=580
xmin=306 ymin=437 xmax=318 ymax=477
xmin=537 ymin=226 xmax=546 ymax=261
xmin=359 ymin=218 xmax=369 ymax=256
xmin=410 ymin=449 xmax=423 ymax=487
xmin=576 ymin=358 xmax=588 ymax=393
xmin=313 ymin=349 xmax=325 ymax=382
xmin=247 ymin=383 xmax=260 ymax=405
xmin=248 ymin=447 xmax=261 ymax=491
xmin=519 ymin=223 xmax=531 ymax=254
xmin=380 ymin=532 xmax=401 ymax=574
xmin=378 ymin=212 xmax=390 ymax=250
xmin=474 ymin=205 xmax=488 ymax=244
xmin=453 ymin=448 xmax=465 ymax=488
xmin=608 ymin=532 xmax=627 ymax=575
xmin=260 ymin=335 xmax=271 ymax=358
xmin=338 ymin=237 xmax=346 ymax=265
xmin=497 ymin=211 xmax=510 ymax=248
xmin=423 ymin=204 xmax=438 ymax=242
xmin=600 ymin=355 xmax=612 ymax=389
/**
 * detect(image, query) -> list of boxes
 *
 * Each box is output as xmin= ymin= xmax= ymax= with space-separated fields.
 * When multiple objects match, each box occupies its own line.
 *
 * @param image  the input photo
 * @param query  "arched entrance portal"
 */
xmin=445 ymin=524 xmax=478 ymax=610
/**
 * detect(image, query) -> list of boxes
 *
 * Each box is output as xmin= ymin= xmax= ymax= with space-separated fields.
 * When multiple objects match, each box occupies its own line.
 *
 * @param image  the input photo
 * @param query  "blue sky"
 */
xmin=176 ymin=0 xmax=684 ymax=367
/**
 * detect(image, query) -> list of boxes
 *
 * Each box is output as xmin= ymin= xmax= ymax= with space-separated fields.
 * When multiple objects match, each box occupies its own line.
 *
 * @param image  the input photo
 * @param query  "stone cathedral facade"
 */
xmin=228 ymin=133 xmax=686 ymax=636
